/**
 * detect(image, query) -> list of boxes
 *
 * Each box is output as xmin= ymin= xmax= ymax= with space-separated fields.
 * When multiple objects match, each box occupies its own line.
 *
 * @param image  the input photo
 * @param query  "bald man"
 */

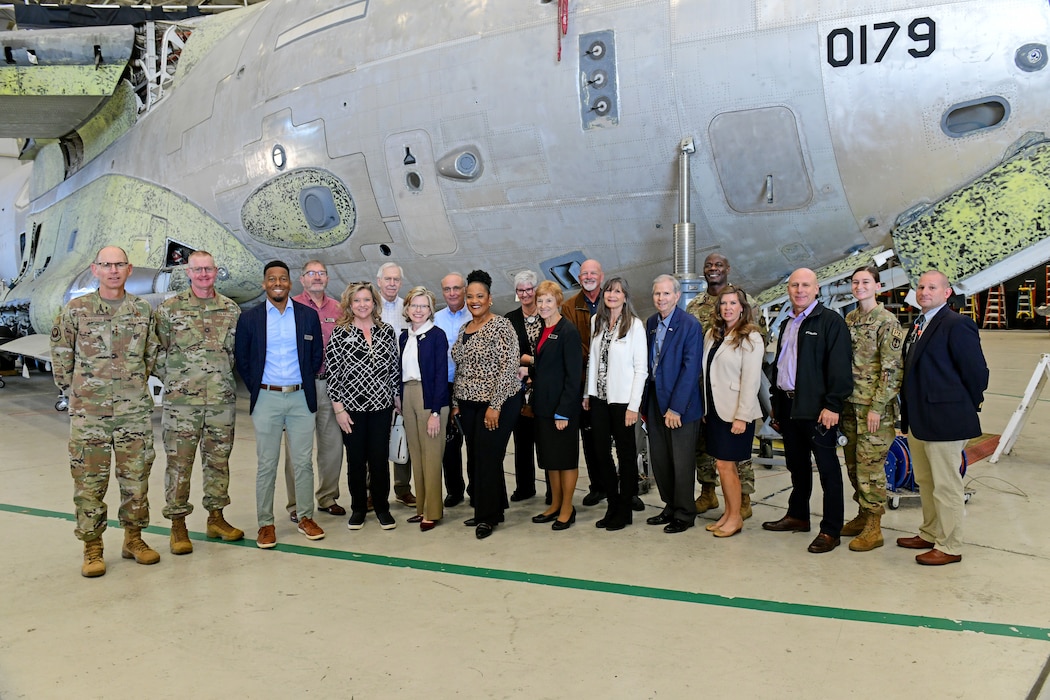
xmin=763 ymin=268 xmax=852 ymax=553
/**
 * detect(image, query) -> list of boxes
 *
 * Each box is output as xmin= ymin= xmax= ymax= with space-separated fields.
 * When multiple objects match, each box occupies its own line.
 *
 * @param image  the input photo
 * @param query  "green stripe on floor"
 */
xmin=4 ymin=501 xmax=1048 ymax=643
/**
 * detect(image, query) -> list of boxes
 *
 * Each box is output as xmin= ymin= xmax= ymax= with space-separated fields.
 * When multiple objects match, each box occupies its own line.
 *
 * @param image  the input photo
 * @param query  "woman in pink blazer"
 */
xmin=701 ymin=287 xmax=764 ymax=538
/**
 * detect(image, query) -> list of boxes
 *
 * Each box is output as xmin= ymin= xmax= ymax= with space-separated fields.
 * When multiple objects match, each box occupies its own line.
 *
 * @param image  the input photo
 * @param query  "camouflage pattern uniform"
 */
xmin=51 ymin=291 xmax=158 ymax=542
xmin=685 ymin=290 xmax=760 ymax=495
xmin=154 ymin=288 xmax=241 ymax=519
xmin=841 ymin=303 xmax=904 ymax=515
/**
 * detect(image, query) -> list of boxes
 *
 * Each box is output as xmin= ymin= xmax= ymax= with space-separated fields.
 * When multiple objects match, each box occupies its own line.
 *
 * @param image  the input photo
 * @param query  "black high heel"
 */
xmin=552 ymin=507 xmax=576 ymax=531
xmin=532 ymin=511 xmax=558 ymax=524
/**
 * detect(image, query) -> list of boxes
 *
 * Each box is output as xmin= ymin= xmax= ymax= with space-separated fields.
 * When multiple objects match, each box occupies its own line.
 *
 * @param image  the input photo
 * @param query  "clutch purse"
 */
xmin=389 ymin=413 xmax=409 ymax=464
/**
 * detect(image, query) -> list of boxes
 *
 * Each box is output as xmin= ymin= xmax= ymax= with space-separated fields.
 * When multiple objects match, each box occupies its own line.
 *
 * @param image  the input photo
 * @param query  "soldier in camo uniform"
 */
xmin=51 ymin=246 xmax=160 ymax=578
xmin=685 ymin=253 xmax=762 ymax=519
xmin=840 ymin=265 xmax=904 ymax=552
xmin=154 ymin=250 xmax=244 ymax=555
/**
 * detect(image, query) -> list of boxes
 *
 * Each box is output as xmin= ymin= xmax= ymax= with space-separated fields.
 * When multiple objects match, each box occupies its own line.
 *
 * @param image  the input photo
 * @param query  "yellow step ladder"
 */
xmin=1017 ymin=280 xmax=1036 ymax=320
xmin=960 ymin=294 xmax=980 ymax=322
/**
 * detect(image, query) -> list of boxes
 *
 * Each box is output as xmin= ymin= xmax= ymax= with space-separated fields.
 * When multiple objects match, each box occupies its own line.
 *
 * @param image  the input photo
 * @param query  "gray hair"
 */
xmin=513 ymin=270 xmax=538 ymax=288
xmin=302 ymin=259 xmax=327 ymax=276
xmin=376 ymin=262 xmax=403 ymax=279
xmin=652 ymin=273 xmax=681 ymax=294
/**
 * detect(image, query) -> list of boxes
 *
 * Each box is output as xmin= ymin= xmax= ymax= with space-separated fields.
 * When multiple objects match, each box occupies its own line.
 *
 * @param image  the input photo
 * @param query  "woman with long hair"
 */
xmin=398 ymin=286 xmax=450 ymax=531
xmin=701 ymin=286 xmax=764 ymax=538
xmin=450 ymin=270 xmax=524 ymax=539
xmin=584 ymin=276 xmax=648 ymax=531
xmin=527 ymin=280 xmax=582 ymax=530
xmin=325 ymin=282 xmax=400 ymax=531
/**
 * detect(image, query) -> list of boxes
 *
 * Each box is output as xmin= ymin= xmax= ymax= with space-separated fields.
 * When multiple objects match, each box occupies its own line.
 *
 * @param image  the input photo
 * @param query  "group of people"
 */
xmin=50 ymin=245 xmax=988 ymax=578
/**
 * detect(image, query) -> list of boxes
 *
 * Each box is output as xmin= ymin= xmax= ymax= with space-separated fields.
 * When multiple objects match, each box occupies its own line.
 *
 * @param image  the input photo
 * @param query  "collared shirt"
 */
xmin=293 ymin=291 xmax=343 ymax=376
xmin=651 ymin=315 xmax=669 ymax=373
xmin=262 ymin=299 xmax=303 ymax=386
xmin=434 ymin=305 xmax=470 ymax=382
xmin=584 ymin=293 xmax=599 ymax=316
xmin=401 ymin=320 xmax=435 ymax=382
xmin=381 ymin=297 xmax=405 ymax=333
xmin=919 ymin=303 xmax=946 ymax=325
xmin=776 ymin=299 xmax=818 ymax=391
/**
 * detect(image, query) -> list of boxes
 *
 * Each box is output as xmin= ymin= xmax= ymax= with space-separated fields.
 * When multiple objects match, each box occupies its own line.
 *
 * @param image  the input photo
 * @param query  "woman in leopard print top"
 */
xmin=450 ymin=270 xmax=524 ymax=539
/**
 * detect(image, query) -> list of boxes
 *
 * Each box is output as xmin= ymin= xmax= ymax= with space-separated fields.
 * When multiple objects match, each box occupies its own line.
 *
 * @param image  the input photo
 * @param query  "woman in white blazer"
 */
xmin=701 ymin=286 xmax=764 ymax=538
xmin=584 ymin=277 xmax=648 ymax=531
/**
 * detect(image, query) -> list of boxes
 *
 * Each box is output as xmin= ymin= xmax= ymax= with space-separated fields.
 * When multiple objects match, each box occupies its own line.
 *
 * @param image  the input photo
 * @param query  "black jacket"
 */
xmin=770 ymin=302 xmax=853 ymax=421
xmin=529 ymin=317 xmax=583 ymax=420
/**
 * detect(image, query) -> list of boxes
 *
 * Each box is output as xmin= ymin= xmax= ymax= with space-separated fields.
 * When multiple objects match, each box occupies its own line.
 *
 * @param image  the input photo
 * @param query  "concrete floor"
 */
xmin=1 ymin=330 xmax=1049 ymax=699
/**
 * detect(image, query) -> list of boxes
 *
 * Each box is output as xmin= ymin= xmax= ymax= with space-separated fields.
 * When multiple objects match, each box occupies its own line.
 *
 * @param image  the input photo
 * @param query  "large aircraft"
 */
xmin=1 ymin=0 xmax=1049 ymax=349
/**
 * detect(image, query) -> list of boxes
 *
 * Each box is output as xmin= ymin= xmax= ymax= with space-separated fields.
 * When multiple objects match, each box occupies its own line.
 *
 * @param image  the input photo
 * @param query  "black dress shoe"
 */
xmin=532 ymin=511 xmax=558 ymax=524
xmin=646 ymin=513 xmax=672 ymax=526
xmin=631 ymin=496 xmax=645 ymax=512
xmin=552 ymin=507 xmax=576 ymax=531
xmin=807 ymin=532 xmax=841 ymax=553
xmin=444 ymin=494 xmax=464 ymax=508
xmin=761 ymin=515 xmax=812 ymax=532
xmin=510 ymin=490 xmax=536 ymax=502
xmin=664 ymin=519 xmax=692 ymax=534
xmin=463 ymin=517 xmax=477 ymax=527
xmin=475 ymin=523 xmax=494 ymax=539
xmin=582 ymin=491 xmax=606 ymax=506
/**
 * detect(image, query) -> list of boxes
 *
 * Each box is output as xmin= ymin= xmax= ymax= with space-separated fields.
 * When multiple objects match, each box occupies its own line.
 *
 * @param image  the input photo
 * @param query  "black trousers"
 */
xmin=580 ymin=407 xmax=602 ymax=493
xmin=343 ymin=407 xmax=393 ymax=515
xmin=589 ymin=398 xmax=638 ymax=512
xmin=443 ymin=383 xmax=467 ymax=499
xmin=779 ymin=396 xmax=844 ymax=537
xmin=646 ymin=391 xmax=699 ymax=524
xmin=511 ymin=413 xmax=538 ymax=496
xmin=459 ymin=392 xmax=522 ymax=526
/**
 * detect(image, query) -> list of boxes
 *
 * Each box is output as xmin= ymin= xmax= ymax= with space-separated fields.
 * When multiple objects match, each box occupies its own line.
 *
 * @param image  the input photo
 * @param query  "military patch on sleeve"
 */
xmin=890 ymin=327 xmax=906 ymax=351
xmin=50 ymin=325 xmax=61 ymax=342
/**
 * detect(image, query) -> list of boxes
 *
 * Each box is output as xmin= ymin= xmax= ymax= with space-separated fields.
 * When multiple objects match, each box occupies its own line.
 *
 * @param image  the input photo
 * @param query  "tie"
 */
xmin=904 ymin=314 xmax=925 ymax=359
xmin=653 ymin=319 xmax=667 ymax=372
xmin=914 ymin=314 xmax=927 ymax=338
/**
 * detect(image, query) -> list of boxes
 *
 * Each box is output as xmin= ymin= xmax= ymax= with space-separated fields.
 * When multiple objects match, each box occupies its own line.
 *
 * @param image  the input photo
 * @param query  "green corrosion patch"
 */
xmin=894 ymin=142 xmax=1050 ymax=283
xmin=241 ymin=168 xmax=356 ymax=249
xmin=29 ymin=141 xmax=65 ymax=198
xmin=26 ymin=174 xmax=262 ymax=333
xmin=174 ymin=3 xmax=265 ymax=86
xmin=78 ymin=79 xmax=138 ymax=165
xmin=0 ymin=65 xmax=126 ymax=97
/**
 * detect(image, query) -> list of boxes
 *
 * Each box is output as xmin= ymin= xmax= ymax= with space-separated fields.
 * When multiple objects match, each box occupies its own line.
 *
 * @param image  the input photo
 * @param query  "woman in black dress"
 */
xmin=701 ymin=286 xmax=764 ymax=538
xmin=527 ymin=280 xmax=582 ymax=530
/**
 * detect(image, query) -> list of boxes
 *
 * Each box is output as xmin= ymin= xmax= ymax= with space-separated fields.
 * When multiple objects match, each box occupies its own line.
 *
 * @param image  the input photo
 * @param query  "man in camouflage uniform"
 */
xmin=51 ymin=245 xmax=161 ymax=578
xmin=685 ymin=253 xmax=761 ymax=519
xmin=840 ymin=265 xmax=904 ymax=551
xmin=154 ymin=250 xmax=244 ymax=555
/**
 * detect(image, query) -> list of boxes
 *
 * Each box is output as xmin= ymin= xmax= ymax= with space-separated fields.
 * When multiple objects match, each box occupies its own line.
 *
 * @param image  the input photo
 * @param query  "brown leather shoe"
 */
xmin=257 ymin=525 xmax=277 ymax=549
xmin=297 ymin=517 xmax=326 ymax=540
xmin=916 ymin=549 xmax=962 ymax=566
xmin=762 ymin=515 xmax=811 ymax=532
xmin=896 ymin=535 xmax=935 ymax=549
xmin=807 ymin=532 xmax=840 ymax=553
xmin=318 ymin=503 xmax=347 ymax=516
xmin=396 ymin=492 xmax=417 ymax=506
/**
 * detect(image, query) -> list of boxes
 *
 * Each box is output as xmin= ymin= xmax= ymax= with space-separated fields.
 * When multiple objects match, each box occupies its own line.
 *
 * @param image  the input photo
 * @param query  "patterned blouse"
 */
xmin=451 ymin=315 xmax=522 ymax=410
xmin=325 ymin=322 xmax=399 ymax=412
xmin=595 ymin=318 xmax=617 ymax=401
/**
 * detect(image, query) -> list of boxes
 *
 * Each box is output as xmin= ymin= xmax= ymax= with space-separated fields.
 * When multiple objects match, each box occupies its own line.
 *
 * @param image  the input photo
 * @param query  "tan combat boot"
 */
xmin=170 ymin=516 xmax=193 ymax=555
xmin=82 ymin=539 xmax=106 ymax=578
xmin=841 ymin=510 xmax=867 ymax=537
xmin=121 ymin=527 xmax=161 ymax=565
xmin=695 ymin=483 xmax=719 ymax=514
xmin=207 ymin=509 xmax=244 ymax=541
xmin=740 ymin=494 xmax=753 ymax=520
xmin=849 ymin=513 xmax=884 ymax=551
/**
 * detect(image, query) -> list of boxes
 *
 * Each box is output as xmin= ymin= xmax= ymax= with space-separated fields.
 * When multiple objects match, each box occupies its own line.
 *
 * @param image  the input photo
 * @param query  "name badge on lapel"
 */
xmin=304 ymin=334 xmax=314 ymax=341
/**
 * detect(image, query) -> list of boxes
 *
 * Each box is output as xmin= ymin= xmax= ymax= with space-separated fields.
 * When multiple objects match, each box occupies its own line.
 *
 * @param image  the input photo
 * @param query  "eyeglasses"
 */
xmin=408 ymin=304 xmax=431 ymax=311
xmin=303 ymin=270 xmax=328 ymax=278
xmin=515 ymin=287 xmax=535 ymax=295
xmin=188 ymin=266 xmax=216 ymax=274
xmin=95 ymin=262 xmax=128 ymax=270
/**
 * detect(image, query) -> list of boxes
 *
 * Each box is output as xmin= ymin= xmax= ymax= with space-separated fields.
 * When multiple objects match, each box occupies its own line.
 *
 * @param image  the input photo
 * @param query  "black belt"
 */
xmin=784 ymin=390 xmax=796 ymax=399
xmin=260 ymin=383 xmax=302 ymax=393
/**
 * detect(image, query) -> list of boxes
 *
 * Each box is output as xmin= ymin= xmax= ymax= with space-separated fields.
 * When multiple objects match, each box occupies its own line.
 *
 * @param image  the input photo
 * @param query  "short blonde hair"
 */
xmin=535 ymin=280 xmax=563 ymax=306
xmin=402 ymin=286 xmax=437 ymax=322
xmin=336 ymin=282 xmax=382 ymax=327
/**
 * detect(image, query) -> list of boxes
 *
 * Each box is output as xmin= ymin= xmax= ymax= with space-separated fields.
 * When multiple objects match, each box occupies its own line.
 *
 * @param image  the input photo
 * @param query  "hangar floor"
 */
xmin=1 ymin=330 xmax=1049 ymax=699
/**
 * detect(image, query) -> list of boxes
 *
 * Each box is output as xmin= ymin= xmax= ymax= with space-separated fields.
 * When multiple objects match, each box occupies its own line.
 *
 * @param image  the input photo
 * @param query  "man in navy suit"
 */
xmin=235 ymin=260 xmax=325 ymax=549
xmin=642 ymin=274 xmax=703 ymax=533
xmin=897 ymin=270 xmax=988 ymax=565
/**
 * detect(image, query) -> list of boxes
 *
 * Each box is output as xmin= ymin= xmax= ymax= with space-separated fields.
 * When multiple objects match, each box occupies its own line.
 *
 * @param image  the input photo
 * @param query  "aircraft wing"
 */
xmin=0 ymin=333 xmax=52 ymax=365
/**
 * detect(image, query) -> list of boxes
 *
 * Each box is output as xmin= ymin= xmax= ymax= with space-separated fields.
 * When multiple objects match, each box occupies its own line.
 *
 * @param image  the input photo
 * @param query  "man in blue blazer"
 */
xmin=641 ymin=274 xmax=703 ymax=533
xmin=235 ymin=261 xmax=324 ymax=549
xmin=898 ymin=270 xmax=988 ymax=565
